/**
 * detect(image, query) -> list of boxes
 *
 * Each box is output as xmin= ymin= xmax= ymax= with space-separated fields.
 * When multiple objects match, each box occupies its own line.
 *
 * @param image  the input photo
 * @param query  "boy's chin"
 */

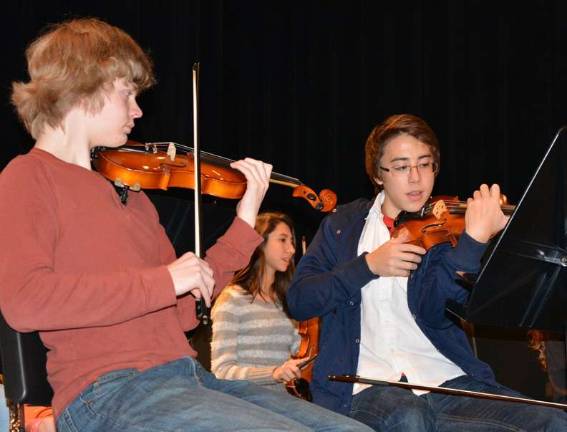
xmin=403 ymin=201 xmax=427 ymax=213
xmin=99 ymin=137 xmax=128 ymax=148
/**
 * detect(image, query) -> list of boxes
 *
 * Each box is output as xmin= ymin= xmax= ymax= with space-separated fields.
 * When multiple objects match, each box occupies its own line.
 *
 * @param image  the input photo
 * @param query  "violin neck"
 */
xmin=425 ymin=200 xmax=515 ymax=216
xmin=269 ymin=174 xmax=303 ymax=189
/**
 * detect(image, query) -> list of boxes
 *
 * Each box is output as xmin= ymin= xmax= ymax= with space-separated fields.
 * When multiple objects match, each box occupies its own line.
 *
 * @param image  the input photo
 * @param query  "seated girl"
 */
xmin=211 ymin=212 xmax=306 ymax=391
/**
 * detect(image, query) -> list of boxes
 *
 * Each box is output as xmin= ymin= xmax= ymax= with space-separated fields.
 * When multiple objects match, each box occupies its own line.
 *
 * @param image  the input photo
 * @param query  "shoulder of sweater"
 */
xmin=223 ymin=284 xmax=249 ymax=298
xmin=1 ymin=152 xmax=47 ymax=182
xmin=0 ymin=152 xmax=57 ymax=200
xmin=214 ymin=285 xmax=251 ymax=309
xmin=130 ymin=190 xmax=159 ymax=217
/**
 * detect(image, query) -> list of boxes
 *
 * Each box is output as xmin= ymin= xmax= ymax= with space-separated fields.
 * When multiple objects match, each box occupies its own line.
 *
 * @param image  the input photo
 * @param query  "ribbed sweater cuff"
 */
xmin=245 ymin=366 xmax=277 ymax=384
xmin=140 ymin=265 xmax=177 ymax=312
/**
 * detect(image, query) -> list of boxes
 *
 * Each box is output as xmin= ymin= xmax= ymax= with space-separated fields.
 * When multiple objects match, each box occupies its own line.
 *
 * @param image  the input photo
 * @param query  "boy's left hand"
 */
xmin=231 ymin=158 xmax=272 ymax=227
xmin=465 ymin=183 xmax=509 ymax=243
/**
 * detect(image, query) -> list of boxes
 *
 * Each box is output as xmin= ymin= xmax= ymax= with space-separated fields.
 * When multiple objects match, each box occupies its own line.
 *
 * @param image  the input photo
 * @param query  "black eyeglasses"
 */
xmin=379 ymin=161 xmax=437 ymax=177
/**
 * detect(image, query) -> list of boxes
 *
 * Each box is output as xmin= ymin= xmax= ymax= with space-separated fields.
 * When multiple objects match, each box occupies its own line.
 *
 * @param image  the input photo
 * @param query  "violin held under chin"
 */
xmin=393 ymin=195 xmax=515 ymax=250
xmin=92 ymin=141 xmax=337 ymax=212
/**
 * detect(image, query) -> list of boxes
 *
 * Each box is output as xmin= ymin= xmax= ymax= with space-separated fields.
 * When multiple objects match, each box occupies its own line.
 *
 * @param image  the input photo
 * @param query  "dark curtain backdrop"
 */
xmin=1 ymin=0 xmax=565 ymax=399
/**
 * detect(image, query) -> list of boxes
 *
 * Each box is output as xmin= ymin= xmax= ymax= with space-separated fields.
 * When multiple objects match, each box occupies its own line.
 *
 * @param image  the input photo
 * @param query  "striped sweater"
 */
xmin=211 ymin=285 xmax=300 ymax=389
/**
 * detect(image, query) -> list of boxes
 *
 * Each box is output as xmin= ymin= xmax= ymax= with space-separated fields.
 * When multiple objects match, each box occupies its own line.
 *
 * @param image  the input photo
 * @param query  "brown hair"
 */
xmin=12 ymin=18 xmax=155 ymax=139
xmin=231 ymin=212 xmax=296 ymax=313
xmin=365 ymin=114 xmax=440 ymax=193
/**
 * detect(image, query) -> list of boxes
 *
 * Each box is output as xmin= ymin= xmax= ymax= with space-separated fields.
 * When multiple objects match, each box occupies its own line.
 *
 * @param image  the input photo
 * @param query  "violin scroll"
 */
xmin=292 ymin=186 xmax=337 ymax=213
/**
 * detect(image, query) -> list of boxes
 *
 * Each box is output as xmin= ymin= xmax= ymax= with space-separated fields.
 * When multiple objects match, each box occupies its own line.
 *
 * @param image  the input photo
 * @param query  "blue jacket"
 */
xmin=287 ymin=198 xmax=498 ymax=415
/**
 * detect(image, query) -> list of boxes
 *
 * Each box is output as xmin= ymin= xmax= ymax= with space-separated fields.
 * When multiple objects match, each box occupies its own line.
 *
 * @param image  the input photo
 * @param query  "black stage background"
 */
xmin=1 ymin=1 xmax=565 ymax=401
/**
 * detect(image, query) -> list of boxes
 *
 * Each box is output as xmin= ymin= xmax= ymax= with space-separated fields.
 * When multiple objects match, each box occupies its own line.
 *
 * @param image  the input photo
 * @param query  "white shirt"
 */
xmin=353 ymin=192 xmax=465 ymax=395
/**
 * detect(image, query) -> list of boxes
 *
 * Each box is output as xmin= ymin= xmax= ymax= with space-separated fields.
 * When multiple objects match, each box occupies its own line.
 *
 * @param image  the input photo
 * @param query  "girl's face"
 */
xmin=263 ymin=222 xmax=296 ymax=275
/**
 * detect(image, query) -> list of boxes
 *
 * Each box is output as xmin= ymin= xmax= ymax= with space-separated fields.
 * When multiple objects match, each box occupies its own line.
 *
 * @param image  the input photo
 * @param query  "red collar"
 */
xmin=383 ymin=214 xmax=395 ymax=234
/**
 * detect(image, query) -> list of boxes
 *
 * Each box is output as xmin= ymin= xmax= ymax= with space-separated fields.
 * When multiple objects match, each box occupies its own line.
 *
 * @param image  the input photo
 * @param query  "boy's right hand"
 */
xmin=365 ymin=228 xmax=426 ymax=277
xmin=167 ymin=252 xmax=215 ymax=306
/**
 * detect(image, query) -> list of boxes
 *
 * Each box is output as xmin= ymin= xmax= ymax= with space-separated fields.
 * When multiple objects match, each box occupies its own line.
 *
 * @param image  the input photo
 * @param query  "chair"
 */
xmin=0 ymin=313 xmax=53 ymax=432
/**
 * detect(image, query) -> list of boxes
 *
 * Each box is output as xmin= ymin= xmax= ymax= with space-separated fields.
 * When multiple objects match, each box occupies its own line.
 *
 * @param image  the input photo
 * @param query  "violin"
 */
xmin=393 ymin=195 xmax=515 ymax=250
xmin=92 ymin=141 xmax=337 ymax=212
xmin=285 ymin=236 xmax=320 ymax=401
xmin=285 ymin=317 xmax=320 ymax=401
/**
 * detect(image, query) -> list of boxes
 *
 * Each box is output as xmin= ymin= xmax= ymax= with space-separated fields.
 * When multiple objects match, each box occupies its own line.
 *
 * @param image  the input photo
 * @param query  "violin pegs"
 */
xmin=291 ymin=186 xmax=338 ymax=213
xmin=318 ymin=189 xmax=337 ymax=213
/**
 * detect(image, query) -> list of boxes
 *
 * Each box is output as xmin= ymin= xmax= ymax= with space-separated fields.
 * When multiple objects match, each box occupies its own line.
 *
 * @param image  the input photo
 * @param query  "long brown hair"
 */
xmin=231 ymin=212 xmax=295 ymax=311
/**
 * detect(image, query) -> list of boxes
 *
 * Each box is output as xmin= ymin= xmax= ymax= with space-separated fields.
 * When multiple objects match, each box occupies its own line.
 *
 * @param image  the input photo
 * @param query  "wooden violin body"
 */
xmin=285 ymin=317 xmax=320 ymax=401
xmin=294 ymin=317 xmax=320 ymax=383
xmin=393 ymin=195 xmax=515 ymax=250
xmin=93 ymin=142 xmax=246 ymax=198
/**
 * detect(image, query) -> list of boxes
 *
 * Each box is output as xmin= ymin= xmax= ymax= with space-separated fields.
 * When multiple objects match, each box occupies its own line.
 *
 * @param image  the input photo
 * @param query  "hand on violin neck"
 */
xmin=464 ymin=184 xmax=509 ymax=243
xmin=272 ymin=357 xmax=304 ymax=383
xmin=231 ymin=158 xmax=272 ymax=227
xmin=167 ymin=252 xmax=215 ymax=305
xmin=365 ymin=228 xmax=426 ymax=277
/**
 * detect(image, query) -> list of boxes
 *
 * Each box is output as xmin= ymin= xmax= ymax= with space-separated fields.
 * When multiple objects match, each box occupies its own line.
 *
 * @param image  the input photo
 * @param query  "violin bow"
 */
xmin=329 ymin=375 xmax=567 ymax=410
xmin=192 ymin=62 xmax=209 ymax=325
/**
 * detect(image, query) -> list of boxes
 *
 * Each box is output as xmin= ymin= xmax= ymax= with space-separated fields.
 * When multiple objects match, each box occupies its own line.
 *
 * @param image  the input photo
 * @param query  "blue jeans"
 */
xmin=0 ymin=385 xmax=8 ymax=432
xmin=57 ymin=357 xmax=372 ymax=432
xmin=349 ymin=375 xmax=567 ymax=431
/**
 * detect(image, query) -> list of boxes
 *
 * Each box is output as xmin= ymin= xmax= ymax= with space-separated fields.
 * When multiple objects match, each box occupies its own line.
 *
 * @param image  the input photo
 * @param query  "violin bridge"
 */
xmin=167 ymin=142 xmax=176 ymax=161
xmin=432 ymin=200 xmax=448 ymax=220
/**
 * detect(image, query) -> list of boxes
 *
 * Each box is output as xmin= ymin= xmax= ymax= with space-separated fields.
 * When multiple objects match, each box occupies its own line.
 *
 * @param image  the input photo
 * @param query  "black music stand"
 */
xmin=0 ymin=313 xmax=53 ymax=432
xmin=449 ymin=127 xmax=567 ymax=333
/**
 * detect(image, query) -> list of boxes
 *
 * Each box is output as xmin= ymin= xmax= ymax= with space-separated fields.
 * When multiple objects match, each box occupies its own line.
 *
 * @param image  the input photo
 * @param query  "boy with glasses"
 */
xmin=287 ymin=114 xmax=567 ymax=431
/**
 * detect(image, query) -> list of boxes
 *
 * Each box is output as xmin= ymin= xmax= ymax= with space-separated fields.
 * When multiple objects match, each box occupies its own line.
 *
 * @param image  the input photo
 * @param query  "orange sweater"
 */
xmin=0 ymin=148 xmax=262 ymax=415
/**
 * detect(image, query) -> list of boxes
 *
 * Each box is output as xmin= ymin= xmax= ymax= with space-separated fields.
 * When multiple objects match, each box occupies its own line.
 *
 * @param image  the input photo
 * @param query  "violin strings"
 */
xmin=417 ymin=200 xmax=514 ymax=218
xmin=143 ymin=142 xmax=304 ymax=186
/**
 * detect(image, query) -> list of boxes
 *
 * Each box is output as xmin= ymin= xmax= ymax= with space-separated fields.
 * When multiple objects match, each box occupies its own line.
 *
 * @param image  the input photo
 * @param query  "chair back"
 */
xmin=0 ymin=314 xmax=53 ymax=406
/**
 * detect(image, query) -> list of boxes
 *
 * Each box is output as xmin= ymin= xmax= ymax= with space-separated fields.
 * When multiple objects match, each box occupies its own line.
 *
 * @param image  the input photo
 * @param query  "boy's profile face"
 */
xmin=84 ymin=78 xmax=142 ymax=148
xmin=375 ymin=133 xmax=435 ymax=218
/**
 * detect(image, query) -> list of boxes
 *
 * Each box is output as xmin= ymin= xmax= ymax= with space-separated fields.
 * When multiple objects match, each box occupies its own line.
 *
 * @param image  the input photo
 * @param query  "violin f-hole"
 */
xmin=420 ymin=221 xmax=458 ymax=248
